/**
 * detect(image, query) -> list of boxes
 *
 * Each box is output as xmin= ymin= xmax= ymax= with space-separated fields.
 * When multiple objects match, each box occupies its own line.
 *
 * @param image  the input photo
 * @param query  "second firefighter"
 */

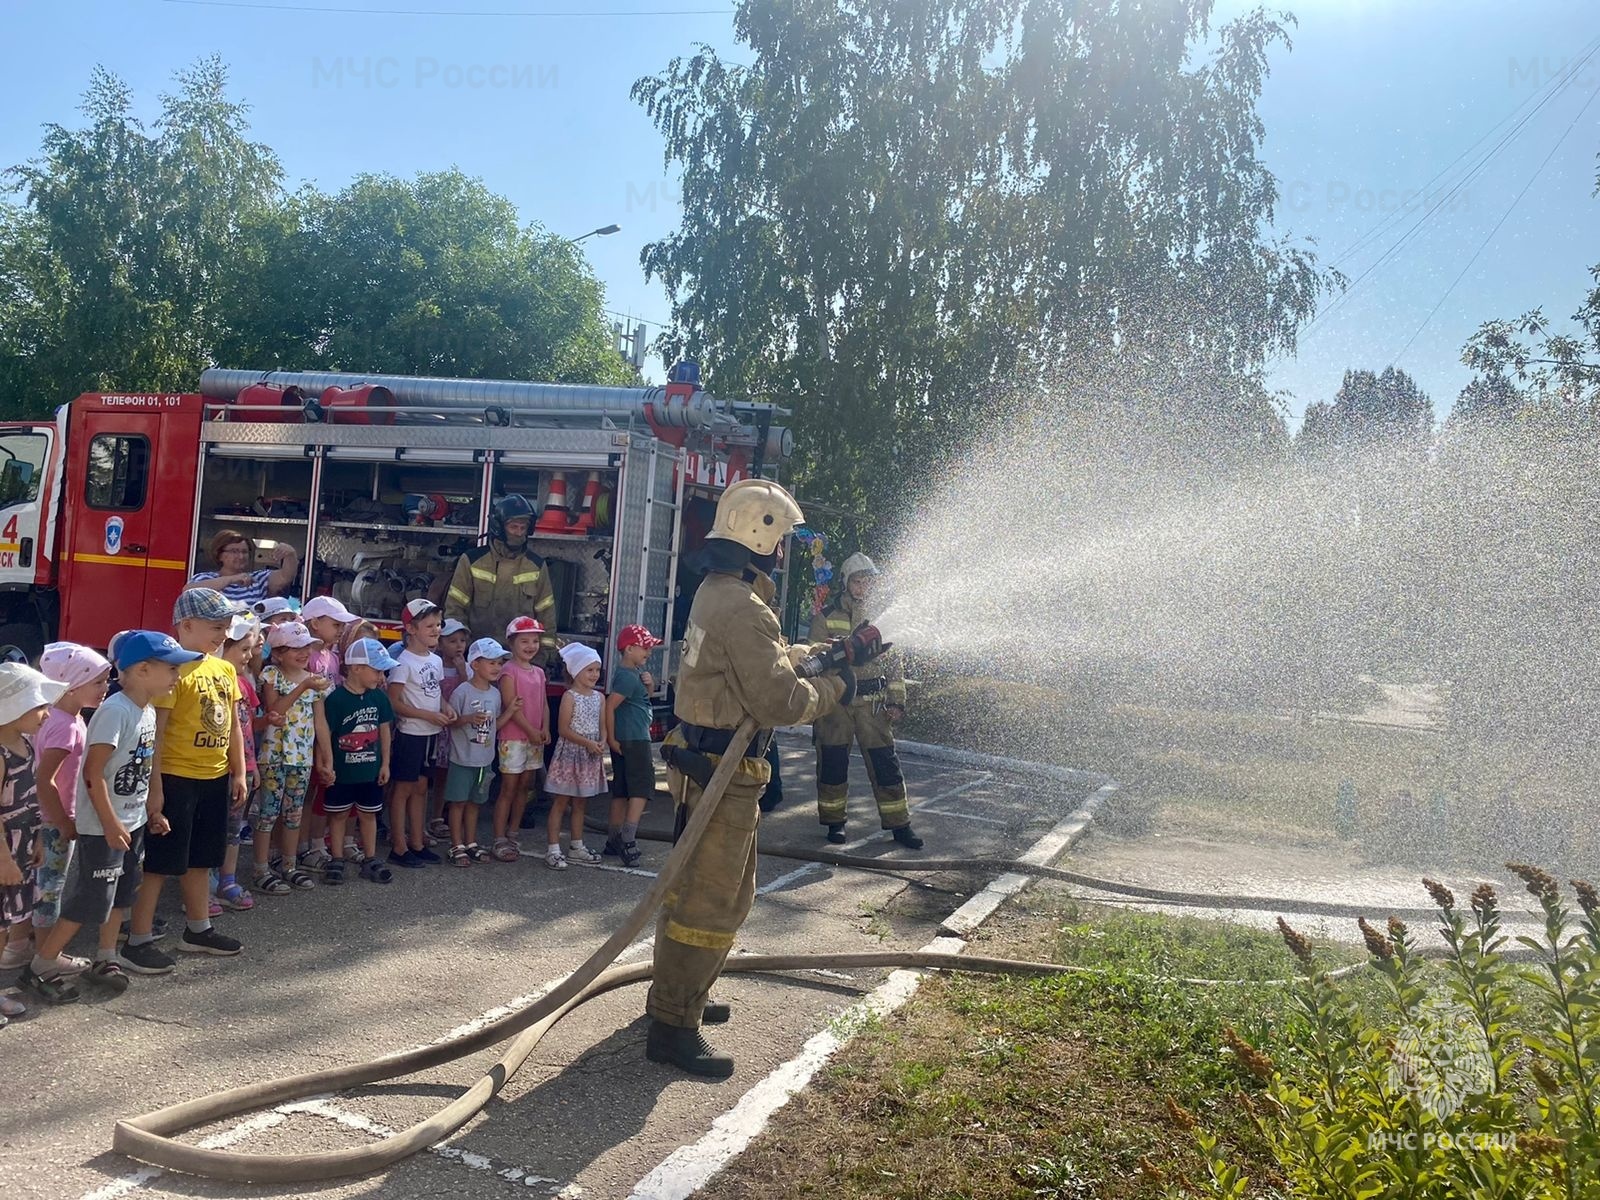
xmin=811 ymin=553 xmax=922 ymax=849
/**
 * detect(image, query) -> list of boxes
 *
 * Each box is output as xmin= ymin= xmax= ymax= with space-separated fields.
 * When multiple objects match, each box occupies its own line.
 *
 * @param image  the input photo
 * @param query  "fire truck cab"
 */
xmin=0 ymin=364 xmax=792 ymax=705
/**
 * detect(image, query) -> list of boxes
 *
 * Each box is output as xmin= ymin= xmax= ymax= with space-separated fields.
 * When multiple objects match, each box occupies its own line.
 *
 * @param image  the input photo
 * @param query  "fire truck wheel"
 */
xmin=0 ymin=622 xmax=45 ymax=667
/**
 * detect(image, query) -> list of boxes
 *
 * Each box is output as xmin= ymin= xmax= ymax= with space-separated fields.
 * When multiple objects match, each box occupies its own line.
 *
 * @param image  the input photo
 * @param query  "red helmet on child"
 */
xmin=617 ymin=624 xmax=664 ymax=651
xmin=505 ymin=615 xmax=545 ymax=639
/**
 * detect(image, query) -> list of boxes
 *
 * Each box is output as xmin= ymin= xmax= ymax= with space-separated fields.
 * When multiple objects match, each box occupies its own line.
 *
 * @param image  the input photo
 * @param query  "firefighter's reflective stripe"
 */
xmin=663 ymin=919 xmax=737 ymax=950
xmin=511 ymin=570 xmax=542 ymax=585
xmin=470 ymin=566 xmax=497 ymax=584
xmin=74 ymin=553 xmax=188 ymax=570
xmin=448 ymin=585 xmax=471 ymax=606
xmin=825 ymin=616 xmax=852 ymax=634
xmin=536 ymin=595 xmax=556 ymax=611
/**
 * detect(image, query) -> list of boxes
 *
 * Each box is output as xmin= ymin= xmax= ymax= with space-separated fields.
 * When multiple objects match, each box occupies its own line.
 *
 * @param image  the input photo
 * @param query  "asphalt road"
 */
xmin=10 ymin=732 xmax=1088 ymax=1200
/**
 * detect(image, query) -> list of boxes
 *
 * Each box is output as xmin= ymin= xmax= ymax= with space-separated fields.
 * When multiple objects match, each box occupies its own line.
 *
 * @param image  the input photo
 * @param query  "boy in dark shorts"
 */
xmin=602 ymin=625 xmax=662 ymax=868
xmin=125 ymin=590 xmax=250 ymax=970
xmin=316 ymin=638 xmax=397 ymax=884
xmin=385 ymin=600 xmax=452 ymax=868
xmin=24 ymin=632 xmax=200 ymax=997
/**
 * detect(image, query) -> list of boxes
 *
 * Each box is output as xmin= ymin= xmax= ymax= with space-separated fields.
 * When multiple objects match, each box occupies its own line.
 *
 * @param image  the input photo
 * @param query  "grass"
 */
xmin=700 ymin=896 xmax=1373 ymax=1200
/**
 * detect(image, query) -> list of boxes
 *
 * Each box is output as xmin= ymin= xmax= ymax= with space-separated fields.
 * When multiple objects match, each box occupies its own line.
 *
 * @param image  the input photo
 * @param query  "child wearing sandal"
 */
xmin=23 ymin=632 xmax=197 ymax=1002
xmin=387 ymin=599 xmax=453 ymax=869
xmin=316 ymin=638 xmax=397 ymax=885
xmin=297 ymin=595 xmax=358 ymax=875
xmin=251 ymin=622 xmax=332 ymax=894
xmin=0 ymin=663 xmax=69 ymax=1020
xmin=543 ymin=644 xmax=608 ymax=870
xmin=444 ymin=638 xmax=515 ymax=867
xmin=493 ymin=615 xmax=549 ymax=863
xmin=428 ymin=618 xmax=470 ymax=845
xmin=32 ymin=644 xmax=112 ymax=941
xmin=603 ymin=626 xmax=661 ymax=869
xmin=211 ymin=614 xmax=262 ymax=914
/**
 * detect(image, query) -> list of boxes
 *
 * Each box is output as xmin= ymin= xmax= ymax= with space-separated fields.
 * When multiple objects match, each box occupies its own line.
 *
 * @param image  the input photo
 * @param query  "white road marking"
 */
xmin=939 ymin=783 xmax=1116 ymax=938
xmin=82 ymin=938 xmax=661 ymax=1199
xmin=293 ymin=1099 xmax=564 ymax=1190
xmin=628 ymin=789 xmax=1105 ymax=1200
xmin=756 ymin=772 xmax=995 ymax=894
xmin=628 ymin=934 xmax=967 ymax=1200
xmin=80 ymin=1101 xmax=317 ymax=1200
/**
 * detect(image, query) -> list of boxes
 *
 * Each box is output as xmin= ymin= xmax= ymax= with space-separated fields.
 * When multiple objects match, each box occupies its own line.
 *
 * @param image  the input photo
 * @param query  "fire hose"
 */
xmin=114 ymin=717 xmax=1451 ymax=1184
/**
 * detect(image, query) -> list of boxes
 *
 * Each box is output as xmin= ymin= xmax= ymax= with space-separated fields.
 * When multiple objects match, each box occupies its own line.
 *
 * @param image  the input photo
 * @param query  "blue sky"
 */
xmin=3 ymin=0 xmax=1597 ymax=427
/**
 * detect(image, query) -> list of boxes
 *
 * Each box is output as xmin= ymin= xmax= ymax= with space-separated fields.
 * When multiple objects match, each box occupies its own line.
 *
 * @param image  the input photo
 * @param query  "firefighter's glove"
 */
xmin=795 ymin=624 xmax=889 ymax=681
xmin=835 ymin=663 xmax=857 ymax=708
xmin=845 ymin=623 xmax=890 ymax=666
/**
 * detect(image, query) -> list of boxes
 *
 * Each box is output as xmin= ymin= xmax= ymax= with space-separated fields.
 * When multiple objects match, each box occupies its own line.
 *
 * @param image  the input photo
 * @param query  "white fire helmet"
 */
xmin=840 ymin=553 xmax=879 ymax=583
xmin=706 ymin=479 xmax=804 ymax=556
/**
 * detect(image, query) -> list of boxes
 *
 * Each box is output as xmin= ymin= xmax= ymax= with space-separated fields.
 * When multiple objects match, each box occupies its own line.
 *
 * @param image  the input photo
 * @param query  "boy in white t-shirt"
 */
xmin=385 ymin=600 xmax=454 ymax=868
xmin=23 ymin=632 xmax=202 ymax=999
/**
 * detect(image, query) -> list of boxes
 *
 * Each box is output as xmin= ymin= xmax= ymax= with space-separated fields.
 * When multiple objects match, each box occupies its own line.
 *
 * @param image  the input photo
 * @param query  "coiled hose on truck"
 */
xmin=113 ymin=720 xmax=1430 ymax=1183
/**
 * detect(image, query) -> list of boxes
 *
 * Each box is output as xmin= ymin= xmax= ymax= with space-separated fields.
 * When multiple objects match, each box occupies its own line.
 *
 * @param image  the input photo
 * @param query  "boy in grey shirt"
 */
xmin=444 ymin=638 xmax=515 ymax=865
xmin=24 ymin=632 xmax=202 ymax=998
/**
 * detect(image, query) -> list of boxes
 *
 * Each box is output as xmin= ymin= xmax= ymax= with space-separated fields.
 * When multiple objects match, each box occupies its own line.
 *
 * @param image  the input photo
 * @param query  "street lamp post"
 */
xmin=569 ymin=224 xmax=621 ymax=245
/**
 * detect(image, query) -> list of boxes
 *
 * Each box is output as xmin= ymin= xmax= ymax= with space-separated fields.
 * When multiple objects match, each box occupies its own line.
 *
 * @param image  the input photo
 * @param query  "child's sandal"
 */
xmin=466 ymin=842 xmax=490 ymax=863
xmin=492 ymin=836 xmax=520 ymax=863
xmin=451 ymin=844 xmax=471 ymax=868
xmin=217 ymin=881 xmax=255 ymax=911
xmin=360 ymin=858 xmax=393 ymax=884
xmin=283 ymin=868 xmax=317 ymax=890
xmin=1 ymin=989 xmax=30 ymax=1017
xmin=254 ymin=870 xmax=291 ymax=896
xmin=21 ymin=967 xmax=79 ymax=1006
xmin=324 ymin=859 xmax=347 ymax=886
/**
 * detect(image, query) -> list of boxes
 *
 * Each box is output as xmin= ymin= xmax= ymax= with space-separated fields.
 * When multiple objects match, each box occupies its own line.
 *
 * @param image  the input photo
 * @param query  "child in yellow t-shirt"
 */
xmin=121 ymin=590 xmax=249 ymax=972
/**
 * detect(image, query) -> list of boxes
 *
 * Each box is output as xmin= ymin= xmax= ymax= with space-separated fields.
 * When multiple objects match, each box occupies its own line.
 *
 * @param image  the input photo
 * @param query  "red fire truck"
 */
xmin=0 ymin=363 xmax=792 ymax=694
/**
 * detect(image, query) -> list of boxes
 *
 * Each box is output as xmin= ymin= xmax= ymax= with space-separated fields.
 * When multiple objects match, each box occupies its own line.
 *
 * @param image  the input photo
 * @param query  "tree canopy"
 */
xmin=634 ymin=0 xmax=1335 ymax=522
xmin=0 ymin=58 xmax=629 ymax=419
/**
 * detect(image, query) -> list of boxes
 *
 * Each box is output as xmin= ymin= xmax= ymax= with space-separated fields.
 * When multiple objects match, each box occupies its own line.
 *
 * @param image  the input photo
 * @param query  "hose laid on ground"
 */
xmin=601 ymin=822 xmax=1457 ymax=923
xmin=114 ymin=724 xmax=1435 ymax=1184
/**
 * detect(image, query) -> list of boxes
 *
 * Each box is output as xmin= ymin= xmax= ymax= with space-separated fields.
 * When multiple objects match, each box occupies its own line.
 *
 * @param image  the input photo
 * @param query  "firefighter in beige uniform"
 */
xmin=444 ymin=494 xmax=559 ymax=664
xmin=812 ymin=553 xmax=923 ymax=849
xmin=647 ymin=479 xmax=881 ymax=1077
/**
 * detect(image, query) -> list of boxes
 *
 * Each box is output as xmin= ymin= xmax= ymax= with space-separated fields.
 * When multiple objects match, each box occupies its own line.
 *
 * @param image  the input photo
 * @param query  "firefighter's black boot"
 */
xmin=703 ymin=999 xmax=731 ymax=1024
xmin=826 ymin=823 xmax=847 ymax=844
xmin=647 ymin=1019 xmax=735 ymax=1078
xmin=892 ymin=824 xmax=924 ymax=850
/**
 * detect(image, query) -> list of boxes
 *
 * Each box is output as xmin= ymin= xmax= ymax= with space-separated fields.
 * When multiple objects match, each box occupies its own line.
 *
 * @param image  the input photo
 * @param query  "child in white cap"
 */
xmin=251 ymin=622 xmax=333 ymax=893
xmin=0 ymin=662 xmax=70 ymax=1017
xmin=31 ymin=644 xmax=112 ymax=940
xmin=443 ymin=638 xmax=515 ymax=866
xmin=543 ymin=643 xmax=608 ymax=869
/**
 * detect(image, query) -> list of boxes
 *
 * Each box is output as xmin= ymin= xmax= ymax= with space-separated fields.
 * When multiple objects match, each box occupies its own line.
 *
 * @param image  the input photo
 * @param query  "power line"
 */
xmin=161 ymin=0 xmax=733 ymax=15
xmin=1297 ymin=36 xmax=1600 ymax=343
xmin=1324 ymin=33 xmax=1600 ymax=272
xmin=1389 ymin=78 xmax=1600 ymax=368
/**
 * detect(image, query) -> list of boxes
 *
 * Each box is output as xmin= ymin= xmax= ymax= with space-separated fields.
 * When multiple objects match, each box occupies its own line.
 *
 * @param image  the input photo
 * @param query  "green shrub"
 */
xmin=1179 ymin=867 xmax=1600 ymax=1199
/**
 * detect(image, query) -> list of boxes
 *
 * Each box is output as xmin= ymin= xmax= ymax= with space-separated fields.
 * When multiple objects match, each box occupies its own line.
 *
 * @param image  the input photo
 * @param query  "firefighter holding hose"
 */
xmin=648 ymin=479 xmax=887 ymax=1077
xmin=445 ymin=495 xmax=560 ymax=665
xmin=812 ymin=553 xmax=922 ymax=849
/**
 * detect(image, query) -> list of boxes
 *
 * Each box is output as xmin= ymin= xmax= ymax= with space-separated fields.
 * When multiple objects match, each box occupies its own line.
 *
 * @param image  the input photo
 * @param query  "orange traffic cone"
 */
xmin=570 ymin=471 xmax=603 ymax=535
xmin=535 ymin=471 xmax=573 ymax=534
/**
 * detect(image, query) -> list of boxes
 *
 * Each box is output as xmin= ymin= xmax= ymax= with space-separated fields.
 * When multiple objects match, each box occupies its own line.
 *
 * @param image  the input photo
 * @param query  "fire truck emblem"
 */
xmin=105 ymin=516 xmax=124 ymax=555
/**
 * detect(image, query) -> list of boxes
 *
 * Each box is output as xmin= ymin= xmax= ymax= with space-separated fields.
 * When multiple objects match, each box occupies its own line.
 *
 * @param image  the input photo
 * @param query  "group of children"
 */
xmin=0 ymin=585 xmax=665 ymax=1020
